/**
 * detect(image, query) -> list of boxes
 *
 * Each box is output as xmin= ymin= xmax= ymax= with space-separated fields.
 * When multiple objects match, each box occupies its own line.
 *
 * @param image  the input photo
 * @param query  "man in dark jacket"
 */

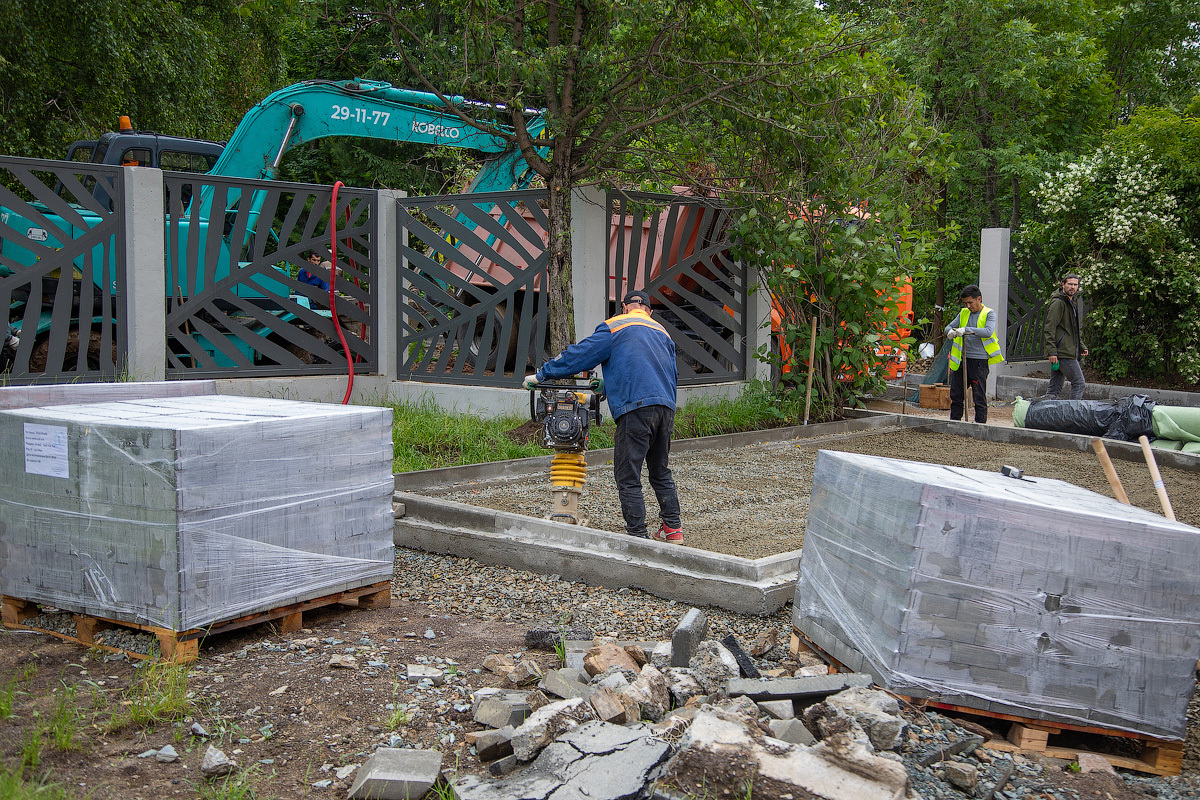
xmin=525 ymin=290 xmax=682 ymax=542
xmin=1043 ymin=274 xmax=1088 ymax=399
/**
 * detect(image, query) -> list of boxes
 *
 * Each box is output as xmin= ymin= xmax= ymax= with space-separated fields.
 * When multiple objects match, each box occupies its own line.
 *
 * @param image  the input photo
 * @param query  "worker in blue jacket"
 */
xmin=525 ymin=290 xmax=683 ymax=542
xmin=298 ymin=250 xmax=332 ymax=291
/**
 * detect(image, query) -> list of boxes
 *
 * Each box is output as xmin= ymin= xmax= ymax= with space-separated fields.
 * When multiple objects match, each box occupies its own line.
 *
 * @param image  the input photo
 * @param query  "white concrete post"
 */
xmin=122 ymin=166 xmax=166 ymax=382
xmin=570 ymin=186 xmax=609 ymax=342
xmin=745 ymin=268 xmax=774 ymax=382
xmin=979 ymin=227 xmax=1011 ymax=398
xmin=374 ymin=189 xmax=405 ymax=380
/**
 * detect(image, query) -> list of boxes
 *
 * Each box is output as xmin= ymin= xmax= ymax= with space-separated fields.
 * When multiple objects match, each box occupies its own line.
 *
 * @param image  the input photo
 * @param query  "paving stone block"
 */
xmin=474 ymin=726 xmax=514 ymax=762
xmin=671 ymin=608 xmax=708 ymax=667
xmin=347 ymin=748 xmax=442 ymax=800
xmin=768 ymin=718 xmax=815 ymax=746
xmin=406 ymin=664 xmax=444 ymax=685
xmin=757 ymin=699 xmax=794 ymax=720
xmin=539 ymin=669 xmax=593 ymax=701
xmin=727 ymin=672 xmax=873 ymax=701
xmin=473 ymin=693 xmax=531 ymax=729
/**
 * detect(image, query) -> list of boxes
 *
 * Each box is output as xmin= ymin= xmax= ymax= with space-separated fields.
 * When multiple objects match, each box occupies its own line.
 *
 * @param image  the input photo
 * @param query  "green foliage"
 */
xmin=0 ymin=0 xmax=286 ymax=160
xmin=0 ymin=769 xmax=70 ymax=799
xmin=194 ymin=765 xmax=265 ymax=800
xmin=46 ymin=682 xmax=83 ymax=751
xmin=1021 ymin=107 xmax=1200 ymax=380
xmin=0 ymin=676 xmax=17 ymax=719
xmin=106 ymin=659 xmax=192 ymax=732
xmin=20 ymin=726 xmax=43 ymax=771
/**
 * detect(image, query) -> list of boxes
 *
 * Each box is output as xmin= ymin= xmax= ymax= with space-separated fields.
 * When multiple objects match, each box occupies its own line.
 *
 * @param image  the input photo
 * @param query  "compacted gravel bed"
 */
xmin=428 ymin=427 xmax=1200 ymax=557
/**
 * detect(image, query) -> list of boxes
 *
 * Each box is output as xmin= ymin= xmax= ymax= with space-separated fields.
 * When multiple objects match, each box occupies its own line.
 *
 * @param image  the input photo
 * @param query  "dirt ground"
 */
xmin=2 ymin=426 xmax=1198 ymax=798
xmin=0 ymin=600 xmax=565 ymax=798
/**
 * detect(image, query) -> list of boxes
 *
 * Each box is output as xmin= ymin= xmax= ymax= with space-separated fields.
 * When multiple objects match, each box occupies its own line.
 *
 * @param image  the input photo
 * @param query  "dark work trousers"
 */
xmin=613 ymin=405 xmax=681 ymax=537
xmin=949 ymin=358 xmax=990 ymax=423
xmin=1047 ymin=358 xmax=1086 ymax=400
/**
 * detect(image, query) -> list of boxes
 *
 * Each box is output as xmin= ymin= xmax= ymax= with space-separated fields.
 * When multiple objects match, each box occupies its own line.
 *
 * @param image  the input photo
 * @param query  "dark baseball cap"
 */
xmin=622 ymin=290 xmax=651 ymax=306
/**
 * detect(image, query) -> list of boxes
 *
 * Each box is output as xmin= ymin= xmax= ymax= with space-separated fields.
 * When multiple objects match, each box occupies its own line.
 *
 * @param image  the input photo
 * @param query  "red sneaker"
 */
xmin=653 ymin=523 xmax=683 ymax=543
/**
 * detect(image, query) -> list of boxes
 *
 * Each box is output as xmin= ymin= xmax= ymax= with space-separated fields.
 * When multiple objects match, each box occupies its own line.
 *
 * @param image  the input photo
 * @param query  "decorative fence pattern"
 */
xmin=163 ymin=174 xmax=377 ymax=377
xmin=0 ymin=157 xmax=125 ymax=383
xmin=607 ymin=191 xmax=747 ymax=384
xmin=1006 ymin=245 xmax=1057 ymax=362
xmin=396 ymin=190 xmax=550 ymax=386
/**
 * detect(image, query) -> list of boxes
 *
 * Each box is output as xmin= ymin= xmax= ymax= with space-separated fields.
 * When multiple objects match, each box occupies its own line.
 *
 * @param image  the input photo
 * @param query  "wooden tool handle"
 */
xmin=1138 ymin=435 xmax=1176 ymax=521
xmin=1090 ymin=438 xmax=1130 ymax=505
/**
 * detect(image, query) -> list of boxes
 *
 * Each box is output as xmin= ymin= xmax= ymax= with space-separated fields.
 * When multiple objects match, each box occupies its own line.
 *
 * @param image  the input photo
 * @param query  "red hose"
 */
xmin=330 ymin=181 xmax=354 ymax=404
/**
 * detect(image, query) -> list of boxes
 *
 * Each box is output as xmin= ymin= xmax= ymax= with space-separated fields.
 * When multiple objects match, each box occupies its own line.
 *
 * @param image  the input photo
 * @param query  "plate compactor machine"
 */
xmin=529 ymin=376 xmax=605 ymax=525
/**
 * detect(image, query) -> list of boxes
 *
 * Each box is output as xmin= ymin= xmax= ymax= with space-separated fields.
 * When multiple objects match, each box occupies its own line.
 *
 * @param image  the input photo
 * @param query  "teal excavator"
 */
xmin=0 ymin=79 xmax=547 ymax=372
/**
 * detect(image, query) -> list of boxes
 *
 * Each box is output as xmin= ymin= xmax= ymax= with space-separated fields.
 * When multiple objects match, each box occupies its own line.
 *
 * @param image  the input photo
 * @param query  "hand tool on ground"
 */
xmin=1091 ymin=437 xmax=1130 ymax=504
xmin=1138 ymin=435 xmax=1176 ymax=520
xmin=528 ymin=375 xmax=605 ymax=525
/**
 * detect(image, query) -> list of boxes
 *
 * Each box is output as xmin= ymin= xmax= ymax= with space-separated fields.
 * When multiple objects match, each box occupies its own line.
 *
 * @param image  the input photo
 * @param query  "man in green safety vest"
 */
xmin=945 ymin=284 xmax=1005 ymax=423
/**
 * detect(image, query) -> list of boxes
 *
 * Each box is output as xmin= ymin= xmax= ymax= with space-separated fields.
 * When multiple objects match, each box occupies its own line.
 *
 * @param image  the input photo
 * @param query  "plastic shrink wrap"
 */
xmin=794 ymin=450 xmax=1200 ymax=739
xmin=0 ymin=396 xmax=395 ymax=632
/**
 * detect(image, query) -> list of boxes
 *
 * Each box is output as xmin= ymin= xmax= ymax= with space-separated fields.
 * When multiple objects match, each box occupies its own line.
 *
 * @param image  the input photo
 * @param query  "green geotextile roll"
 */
xmin=1183 ymin=441 xmax=1200 ymax=455
xmin=1151 ymin=438 xmax=1184 ymax=450
xmin=1151 ymin=406 xmax=1200 ymax=443
xmin=1013 ymin=397 xmax=1029 ymax=428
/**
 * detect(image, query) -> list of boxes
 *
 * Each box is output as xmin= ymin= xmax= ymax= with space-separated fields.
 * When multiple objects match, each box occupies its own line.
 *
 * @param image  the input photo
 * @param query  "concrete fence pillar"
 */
xmin=374 ymin=189 xmax=406 ymax=380
xmin=746 ymin=269 xmax=774 ymax=383
xmin=570 ymin=186 xmax=609 ymax=342
xmin=122 ymin=166 xmax=166 ymax=382
xmin=979 ymin=227 xmax=1011 ymax=398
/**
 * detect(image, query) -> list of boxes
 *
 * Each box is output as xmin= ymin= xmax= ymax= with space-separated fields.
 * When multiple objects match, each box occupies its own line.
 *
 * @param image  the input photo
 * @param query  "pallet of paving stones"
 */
xmin=792 ymin=625 xmax=1183 ymax=777
xmin=1 ymin=581 xmax=390 ymax=663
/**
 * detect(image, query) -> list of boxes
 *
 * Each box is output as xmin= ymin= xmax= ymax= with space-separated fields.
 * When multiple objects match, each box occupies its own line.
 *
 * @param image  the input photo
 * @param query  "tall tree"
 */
xmin=369 ymin=0 xmax=878 ymax=353
xmin=0 ymin=0 xmax=286 ymax=159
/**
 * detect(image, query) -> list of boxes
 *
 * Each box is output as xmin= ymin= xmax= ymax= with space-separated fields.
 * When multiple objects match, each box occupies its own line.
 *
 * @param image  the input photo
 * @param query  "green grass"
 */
xmin=389 ymin=382 xmax=815 ymax=473
xmin=193 ymin=765 xmax=265 ymax=800
xmin=46 ymin=682 xmax=83 ymax=751
xmin=0 ymin=677 xmax=17 ymax=719
xmin=105 ymin=659 xmax=192 ymax=732
xmin=0 ymin=768 xmax=72 ymax=799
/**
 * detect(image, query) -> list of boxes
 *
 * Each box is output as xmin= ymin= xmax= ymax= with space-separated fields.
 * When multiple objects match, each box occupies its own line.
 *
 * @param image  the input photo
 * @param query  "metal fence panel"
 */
xmin=1006 ymin=246 xmax=1057 ymax=362
xmin=607 ymin=191 xmax=747 ymax=384
xmin=163 ymin=173 xmax=377 ymax=377
xmin=397 ymin=190 xmax=549 ymax=386
xmin=0 ymin=156 xmax=125 ymax=383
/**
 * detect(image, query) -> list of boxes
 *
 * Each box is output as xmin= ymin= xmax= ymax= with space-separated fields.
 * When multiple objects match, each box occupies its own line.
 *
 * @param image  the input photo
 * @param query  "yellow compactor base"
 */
xmin=548 ymin=451 xmax=588 ymax=525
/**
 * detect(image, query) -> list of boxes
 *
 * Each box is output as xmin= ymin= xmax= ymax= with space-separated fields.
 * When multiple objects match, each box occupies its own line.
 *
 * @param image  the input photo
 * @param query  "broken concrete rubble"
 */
xmin=661 ymin=709 xmax=912 ymax=800
xmin=822 ymin=687 xmax=907 ymax=751
xmin=688 ymin=640 xmax=740 ymax=694
xmin=583 ymin=642 xmax=641 ymax=677
xmin=510 ymin=697 xmax=598 ymax=761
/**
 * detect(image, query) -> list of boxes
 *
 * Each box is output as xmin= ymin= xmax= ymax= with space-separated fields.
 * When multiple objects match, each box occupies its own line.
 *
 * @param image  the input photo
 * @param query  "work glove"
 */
xmin=951 ymin=327 xmax=967 ymax=337
xmin=523 ymin=374 xmax=539 ymax=390
xmin=2 ymin=325 xmax=17 ymax=353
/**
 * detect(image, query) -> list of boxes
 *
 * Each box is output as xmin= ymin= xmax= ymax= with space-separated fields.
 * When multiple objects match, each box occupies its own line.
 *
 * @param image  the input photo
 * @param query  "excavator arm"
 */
xmin=211 ymin=79 xmax=547 ymax=190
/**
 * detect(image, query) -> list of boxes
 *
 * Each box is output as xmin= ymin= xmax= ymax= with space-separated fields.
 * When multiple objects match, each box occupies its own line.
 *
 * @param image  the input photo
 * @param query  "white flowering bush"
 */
xmin=1023 ymin=141 xmax=1200 ymax=382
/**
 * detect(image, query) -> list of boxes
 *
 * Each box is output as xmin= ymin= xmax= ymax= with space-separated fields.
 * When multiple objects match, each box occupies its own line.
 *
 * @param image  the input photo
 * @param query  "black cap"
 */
xmin=622 ymin=290 xmax=651 ymax=306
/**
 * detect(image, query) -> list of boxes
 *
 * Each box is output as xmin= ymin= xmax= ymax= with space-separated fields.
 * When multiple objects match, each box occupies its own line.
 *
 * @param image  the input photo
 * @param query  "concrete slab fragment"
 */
xmin=347 ymin=748 xmax=442 ymax=800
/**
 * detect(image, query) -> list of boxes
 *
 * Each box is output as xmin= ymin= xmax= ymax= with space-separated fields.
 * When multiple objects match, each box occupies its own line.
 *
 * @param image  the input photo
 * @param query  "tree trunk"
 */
xmin=1009 ymin=174 xmax=1021 ymax=230
xmin=933 ymin=181 xmax=947 ymax=352
xmin=545 ymin=168 xmax=576 ymax=355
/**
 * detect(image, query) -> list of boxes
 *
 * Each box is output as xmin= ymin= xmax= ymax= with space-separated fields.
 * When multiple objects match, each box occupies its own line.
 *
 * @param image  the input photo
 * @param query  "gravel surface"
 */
xmin=428 ymin=427 xmax=1200 ymax=557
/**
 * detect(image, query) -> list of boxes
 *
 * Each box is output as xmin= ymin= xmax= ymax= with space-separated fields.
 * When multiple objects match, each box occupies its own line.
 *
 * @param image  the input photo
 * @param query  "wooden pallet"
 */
xmin=792 ymin=625 xmax=1183 ymax=776
xmin=910 ymin=698 xmax=1183 ymax=777
xmin=1 ymin=581 xmax=391 ymax=663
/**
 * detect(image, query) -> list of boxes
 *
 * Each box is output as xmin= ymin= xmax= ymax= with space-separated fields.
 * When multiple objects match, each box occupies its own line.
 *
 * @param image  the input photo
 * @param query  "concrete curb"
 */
xmin=394 ymin=493 xmax=799 ymax=615
xmin=996 ymin=375 xmax=1200 ymax=407
xmin=844 ymin=409 xmax=1200 ymax=471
